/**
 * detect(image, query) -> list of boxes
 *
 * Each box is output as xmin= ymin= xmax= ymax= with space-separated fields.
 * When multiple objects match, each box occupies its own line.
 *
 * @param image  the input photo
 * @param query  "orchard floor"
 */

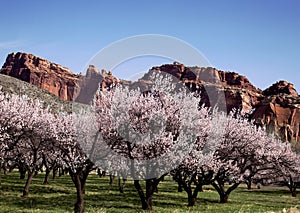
xmin=0 ymin=171 xmax=299 ymax=213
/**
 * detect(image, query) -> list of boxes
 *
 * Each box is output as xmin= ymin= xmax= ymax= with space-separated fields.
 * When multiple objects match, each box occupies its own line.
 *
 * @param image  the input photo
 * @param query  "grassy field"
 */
xmin=0 ymin=171 xmax=299 ymax=213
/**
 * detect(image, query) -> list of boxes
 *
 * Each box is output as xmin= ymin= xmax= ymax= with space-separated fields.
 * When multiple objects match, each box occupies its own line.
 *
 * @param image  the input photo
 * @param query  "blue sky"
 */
xmin=0 ymin=0 xmax=299 ymax=91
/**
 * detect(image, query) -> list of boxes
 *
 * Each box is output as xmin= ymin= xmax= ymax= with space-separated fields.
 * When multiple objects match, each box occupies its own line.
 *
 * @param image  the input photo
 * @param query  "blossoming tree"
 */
xmin=91 ymin=73 xmax=201 ymax=210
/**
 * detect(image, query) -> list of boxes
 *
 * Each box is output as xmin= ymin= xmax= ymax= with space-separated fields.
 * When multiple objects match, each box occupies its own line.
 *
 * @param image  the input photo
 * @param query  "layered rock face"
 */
xmin=1 ymin=53 xmax=299 ymax=142
xmin=75 ymin=65 xmax=102 ymax=104
xmin=251 ymin=81 xmax=300 ymax=142
xmin=0 ymin=52 xmax=114 ymax=104
xmin=0 ymin=52 xmax=79 ymax=101
xmin=148 ymin=63 xmax=263 ymax=112
xmin=147 ymin=64 xmax=300 ymax=142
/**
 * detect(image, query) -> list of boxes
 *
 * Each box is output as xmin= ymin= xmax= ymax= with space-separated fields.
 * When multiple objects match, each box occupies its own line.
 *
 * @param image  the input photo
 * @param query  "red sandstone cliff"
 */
xmin=1 ymin=53 xmax=299 ymax=142
xmin=144 ymin=63 xmax=300 ymax=142
xmin=0 ymin=52 xmax=79 ymax=101
xmin=147 ymin=63 xmax=263 ymax=112
xmin=0 ymin=52 xmax=114 ymax=104
xmin=251 ymin=81 xmax=300 ymax=142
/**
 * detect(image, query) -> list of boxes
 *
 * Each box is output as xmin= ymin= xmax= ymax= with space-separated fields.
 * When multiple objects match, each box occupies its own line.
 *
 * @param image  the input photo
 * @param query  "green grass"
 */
xmin=0 ymin=172 xmax=299 ymax=212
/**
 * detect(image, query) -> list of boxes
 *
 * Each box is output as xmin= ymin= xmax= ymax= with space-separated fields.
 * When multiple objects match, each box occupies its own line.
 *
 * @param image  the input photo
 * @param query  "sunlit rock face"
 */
xmin=1 ymin=53 xmax=299 ymax=142
xmin=251 ymin=81 xmax=300 ymax=142
xmin=0 ymin=52 xmax=109 ymax=104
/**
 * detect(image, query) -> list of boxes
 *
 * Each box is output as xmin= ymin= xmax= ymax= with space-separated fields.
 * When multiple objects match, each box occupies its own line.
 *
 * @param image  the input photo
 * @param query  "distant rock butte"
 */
xmin=149 ymin=64 xmax=300 ymax=142
xmin=146 ymin=63 xmax=263 ymax=112
xmin=251 ymin=81 xmax=300 ymax=142
xmin=0 ymin=52 xmax=79 ymax=101
xmin=0 ymin=52 xmax=108 ymax=104
xmin=0 ymin=53 xmax=299 ymax=142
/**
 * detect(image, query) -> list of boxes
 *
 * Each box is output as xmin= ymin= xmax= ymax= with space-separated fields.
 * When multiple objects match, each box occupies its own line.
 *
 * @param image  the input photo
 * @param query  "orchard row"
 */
xmin=0 ymin=74 xmax=299 ymax=212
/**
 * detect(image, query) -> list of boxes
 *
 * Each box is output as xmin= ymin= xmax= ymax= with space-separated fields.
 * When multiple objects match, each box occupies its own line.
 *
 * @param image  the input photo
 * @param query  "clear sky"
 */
xmin=0 ymin=0 xmax=299 ymax=91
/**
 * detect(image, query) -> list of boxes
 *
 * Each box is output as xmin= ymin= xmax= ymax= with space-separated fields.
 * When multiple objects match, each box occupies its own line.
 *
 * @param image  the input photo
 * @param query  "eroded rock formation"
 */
xmin=147 ymin=63 xmax=300 ymax=142
xmin=0 ymin=52 xmax=80 ymax=101
xmin=0 ymin=52 xmax=115 ymax=104
xmin=148 ymin=63 xmax=263 ymax=112
xmin=1 ymin=53 xmax=299 ymax=142
xmin=251 ymin=81 xmax=300 ymax=142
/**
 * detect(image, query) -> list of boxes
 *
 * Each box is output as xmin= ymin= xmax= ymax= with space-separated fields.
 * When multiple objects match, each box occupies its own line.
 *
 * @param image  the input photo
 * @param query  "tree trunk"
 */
xmin=134 ymin=180 xmax=147 ymax=210
xmin=193 ymin=177 xmax=204 ymax=192
xmin=177 ymin=182 xmax=183 ymax=192
xmin=70 ymin=161 xmax=93 ymax=213
xmin=81 ymin=177 xmax=87 ymax=195
xmin=246 ymin=180 xmax=252 ymax=190
xmin=71 ymin=173 xmax=85 ymax=213
xmin=145 ymin=196 xmax=153 ymax=210
xmin=187 ymin=189 xmax=195 ymax=206
xmin=176 ymin=173 xmax=200 ymax=207
xmin=8 ymin=164 xmax=14 ymax=173
xmin=2 ymin=160 xmax=7 ymax=176
xmin=3 ymin=166 xmax=8 ymax=175
xmin=22 ymin=171 xmax=34 ymax=197
xmin=288 ymin=177 xmax=297 ymax=197
xmin=188 ymin=197 xmax=196 ymax=206
xmin=290 ymin=186 xmax=297 ymax=197
xmin=109 ymin=175 xmax=115 ymax=188
xmin=134 ymin=180 xmax=153 ymax=210
xmin=145 ymin=179 xmax=153 ymax=210
xmin=53 ymin=167 xmax=58 ymax=180
xmin=211 ymin=181 xmax=240 ymax=204
xmin=43 ymin=168 xmax=51 ymax=185
xmin=34 ymin=170 xmax=39 ymax=177
xmin=59 ymin=167 xmax=66 ymax=177
xmin=220 ymin=194 xmax=229 ymax=203
xmin=185 ymin=183 xmax=202 ymax=206
xmin=97 ymin=169 xmax=105 ymax=177
xmin=118 ymin=177 xmax=126 ymax=193
xmin=198 ymin=184 xmax=203 ymax=192
xmin=19 ymin=166 xmax=26 ymax=179
xmin=190 ymin=184 xmax=202 ymax=206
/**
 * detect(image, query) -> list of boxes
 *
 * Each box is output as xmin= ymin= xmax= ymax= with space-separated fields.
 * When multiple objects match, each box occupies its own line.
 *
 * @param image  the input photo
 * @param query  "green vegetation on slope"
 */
xmin=0 ymin=74 xmax=85 ymax=112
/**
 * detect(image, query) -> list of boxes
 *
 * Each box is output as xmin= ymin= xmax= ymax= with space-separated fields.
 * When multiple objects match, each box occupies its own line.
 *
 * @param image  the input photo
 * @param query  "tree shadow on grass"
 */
xmin=0 ymin=193 xmax=75 ymax=212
